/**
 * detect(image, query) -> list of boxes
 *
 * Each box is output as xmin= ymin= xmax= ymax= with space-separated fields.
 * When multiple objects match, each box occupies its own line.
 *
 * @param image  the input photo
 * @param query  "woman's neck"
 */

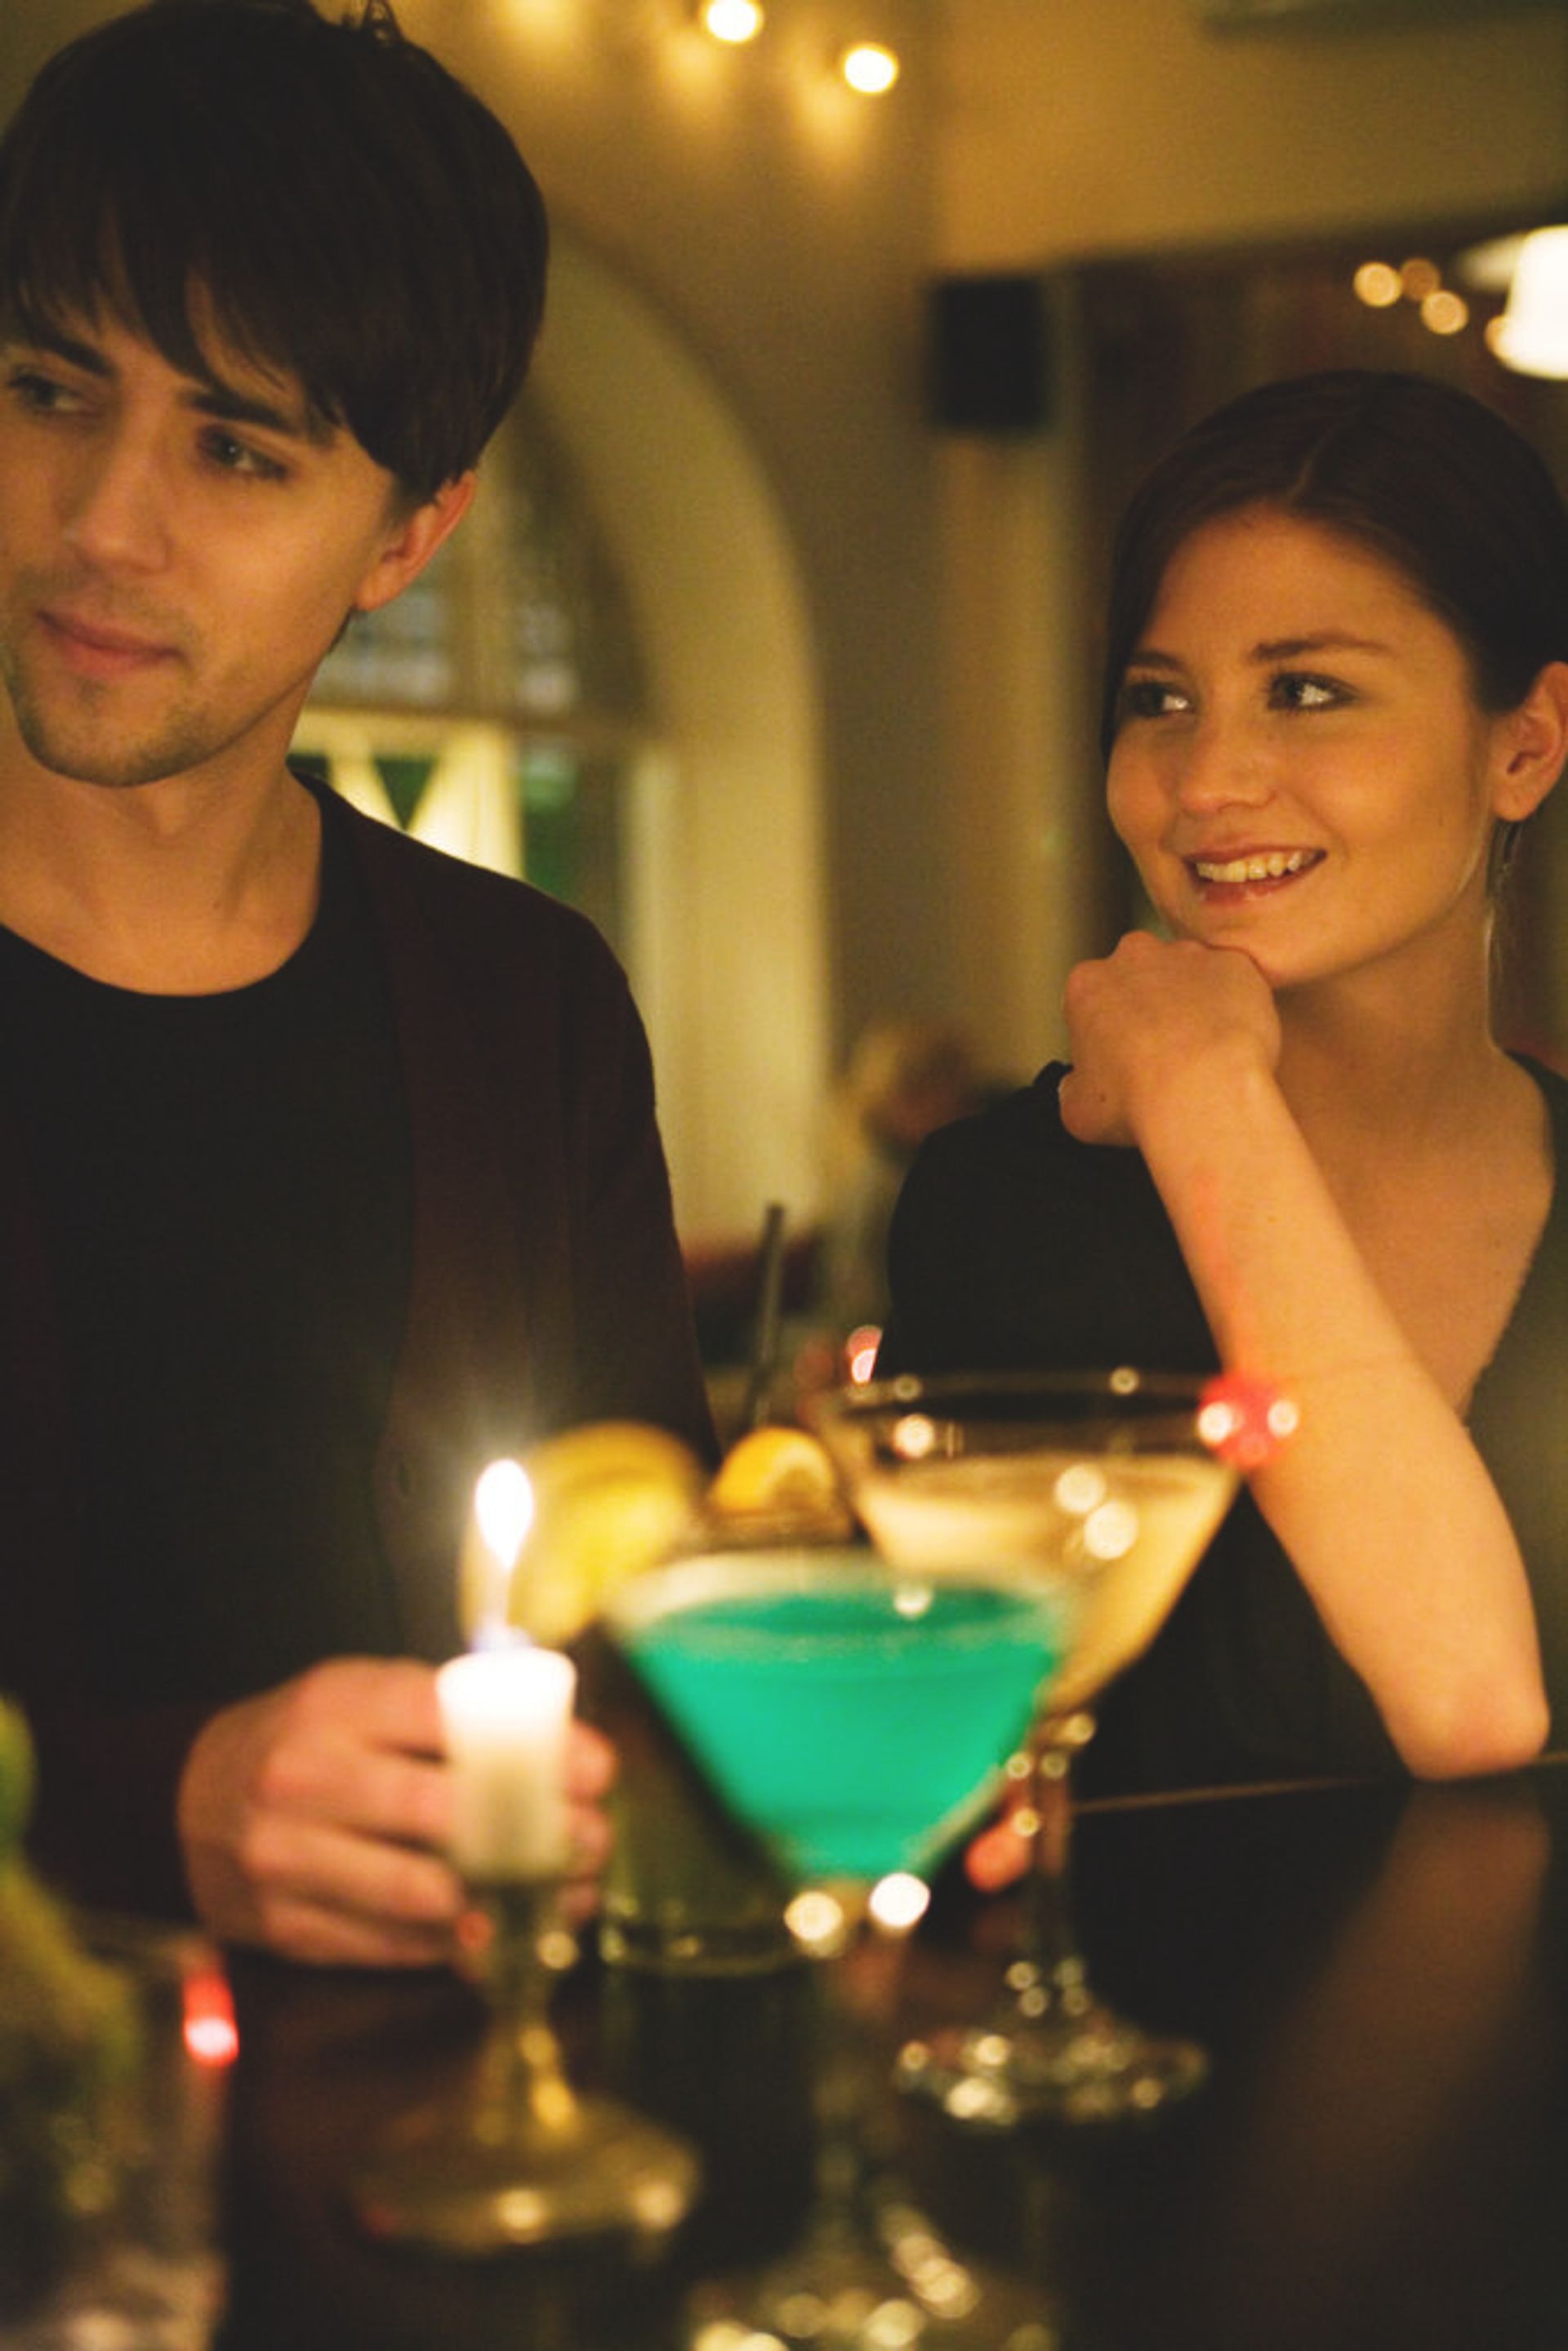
xmin=1274 ymin=947 xmax=1511 ymax=1162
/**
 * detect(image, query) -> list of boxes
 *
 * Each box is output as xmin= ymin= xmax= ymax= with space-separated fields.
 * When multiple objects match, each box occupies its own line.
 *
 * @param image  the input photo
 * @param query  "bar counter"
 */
xmin=16 ymin=1760 xmax=1568 ymax=2350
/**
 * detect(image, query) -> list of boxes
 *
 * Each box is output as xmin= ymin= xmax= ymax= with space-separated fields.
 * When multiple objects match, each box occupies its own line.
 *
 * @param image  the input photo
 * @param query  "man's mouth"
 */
xmin=38 ymin=608 xmax=179 ymax=672
xmin=1188 ymin=848 xmax=1323 ymax=886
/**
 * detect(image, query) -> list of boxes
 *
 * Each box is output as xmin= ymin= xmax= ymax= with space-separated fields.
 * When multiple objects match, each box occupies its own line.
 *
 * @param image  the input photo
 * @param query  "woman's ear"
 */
xmin=1493 ymin=660 xmax=1568 ymax=823
xmin=352 ymin=473 xmax=478 ymax=617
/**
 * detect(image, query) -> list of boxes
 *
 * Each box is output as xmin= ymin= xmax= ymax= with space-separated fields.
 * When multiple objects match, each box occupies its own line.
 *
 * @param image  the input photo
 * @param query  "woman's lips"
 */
xmin=1187 ymin=848 xmax=1324 ymax=888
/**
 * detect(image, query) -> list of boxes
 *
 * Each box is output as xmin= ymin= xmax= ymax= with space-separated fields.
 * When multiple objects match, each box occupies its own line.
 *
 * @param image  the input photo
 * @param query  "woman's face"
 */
xmin=1105 ymin=503 xmax=1538 ymax=1000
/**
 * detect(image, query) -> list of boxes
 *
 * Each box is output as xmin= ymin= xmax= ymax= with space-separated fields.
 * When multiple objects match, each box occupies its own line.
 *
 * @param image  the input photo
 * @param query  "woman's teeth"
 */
xmin=1193 ymin=850 xmax=1317 ymax=884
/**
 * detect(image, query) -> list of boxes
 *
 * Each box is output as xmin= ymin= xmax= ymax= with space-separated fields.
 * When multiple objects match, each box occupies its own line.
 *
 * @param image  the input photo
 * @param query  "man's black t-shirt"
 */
xmin=0 ymin=790 xmax=412 ymax=1711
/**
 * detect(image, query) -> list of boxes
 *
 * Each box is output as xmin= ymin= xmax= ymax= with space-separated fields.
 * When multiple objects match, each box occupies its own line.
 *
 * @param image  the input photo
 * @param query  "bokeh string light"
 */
xmin=1351 ymin=251 xmax=1473 ymax=346
xmin=694 ymin=2 xmax=902 ymax=92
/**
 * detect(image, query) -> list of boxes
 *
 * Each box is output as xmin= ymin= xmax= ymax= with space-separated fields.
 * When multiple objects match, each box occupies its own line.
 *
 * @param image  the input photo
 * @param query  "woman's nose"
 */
xmin=1169 ymin=715 xmax=1272 ymax=815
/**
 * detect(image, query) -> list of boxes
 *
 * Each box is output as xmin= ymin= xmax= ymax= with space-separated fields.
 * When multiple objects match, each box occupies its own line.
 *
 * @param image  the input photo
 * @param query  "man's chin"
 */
xmin=7 ymin=704 xmax=201 ymax=793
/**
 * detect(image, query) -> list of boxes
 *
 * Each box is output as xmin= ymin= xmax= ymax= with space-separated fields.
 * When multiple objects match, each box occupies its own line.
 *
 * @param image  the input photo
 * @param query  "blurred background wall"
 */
xmin=3 ymin=0 xmax=1566 ymax=1249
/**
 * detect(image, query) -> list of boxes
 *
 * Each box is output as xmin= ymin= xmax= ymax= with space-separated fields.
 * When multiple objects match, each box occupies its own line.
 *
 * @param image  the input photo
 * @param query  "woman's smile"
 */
xmin=1186 ymin=846 xmax=1325 ymax=892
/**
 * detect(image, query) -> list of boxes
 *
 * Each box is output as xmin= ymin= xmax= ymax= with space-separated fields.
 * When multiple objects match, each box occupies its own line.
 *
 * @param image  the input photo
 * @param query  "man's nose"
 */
xmin=60 ymin=427 xmax=172 ymax=572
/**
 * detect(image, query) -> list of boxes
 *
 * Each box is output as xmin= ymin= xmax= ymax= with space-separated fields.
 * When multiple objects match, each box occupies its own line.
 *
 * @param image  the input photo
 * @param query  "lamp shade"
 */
xmin=1493 ymin=226 xmax=1568 ymax=381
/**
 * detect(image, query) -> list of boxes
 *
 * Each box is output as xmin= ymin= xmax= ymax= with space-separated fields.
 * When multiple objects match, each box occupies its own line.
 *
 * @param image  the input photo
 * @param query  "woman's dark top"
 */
xmin=879 ymin=1056 xmax=1568 ymax=1797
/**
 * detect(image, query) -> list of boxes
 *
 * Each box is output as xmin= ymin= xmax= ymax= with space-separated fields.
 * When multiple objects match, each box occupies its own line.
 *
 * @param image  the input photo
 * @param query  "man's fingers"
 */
xmin=566 ymin=1719 xmax=617 ymax=1798
xmin=241 ymin=1811 xmax=464 ymax=1929
xmin=255 ymin=1734 xmax=454 ymax=1847
xmin=254 ymin=1890 xmax=458 ymax=1970
xmin=283 ymin=1657 xmax=446 ymax=1752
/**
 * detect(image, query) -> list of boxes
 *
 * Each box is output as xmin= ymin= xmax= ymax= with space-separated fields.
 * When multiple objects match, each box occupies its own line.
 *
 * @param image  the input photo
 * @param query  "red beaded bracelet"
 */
xmin=1198 ymin=1372 xmax=1300 ymax=1469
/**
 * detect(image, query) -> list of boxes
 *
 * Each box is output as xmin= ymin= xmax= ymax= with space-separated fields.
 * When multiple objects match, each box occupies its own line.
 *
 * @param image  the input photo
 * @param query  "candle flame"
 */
xmin=476 ymin=1458 xmax=534 ymax=1570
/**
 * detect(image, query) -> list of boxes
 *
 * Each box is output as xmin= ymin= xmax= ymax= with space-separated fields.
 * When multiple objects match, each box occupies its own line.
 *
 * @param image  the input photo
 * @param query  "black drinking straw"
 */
xmin=741 ymin=1200 xmax=787 ymax=1431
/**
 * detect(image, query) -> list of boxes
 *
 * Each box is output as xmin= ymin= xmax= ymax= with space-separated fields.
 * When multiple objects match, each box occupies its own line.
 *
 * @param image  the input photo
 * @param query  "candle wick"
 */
xmin=473 ymin=1620 xmax=534 ymax=1654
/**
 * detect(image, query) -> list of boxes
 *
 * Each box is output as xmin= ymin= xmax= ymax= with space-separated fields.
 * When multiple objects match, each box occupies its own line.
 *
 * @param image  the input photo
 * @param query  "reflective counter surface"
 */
xmin=12 ymin=1761 xmax=1568 ymax=2350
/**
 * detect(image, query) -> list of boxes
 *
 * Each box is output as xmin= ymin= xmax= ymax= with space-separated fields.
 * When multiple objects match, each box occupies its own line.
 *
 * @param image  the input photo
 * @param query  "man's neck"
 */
xmin=0 ymin=745 xmax=323 ymax=995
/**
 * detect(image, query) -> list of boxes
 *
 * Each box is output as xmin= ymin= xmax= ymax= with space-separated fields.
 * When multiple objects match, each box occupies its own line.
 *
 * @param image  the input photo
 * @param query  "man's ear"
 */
xmin=1493 ymin=659 xmax=1568 ymax=823
xmin=352 ymin=472 xmax=477 ymax=616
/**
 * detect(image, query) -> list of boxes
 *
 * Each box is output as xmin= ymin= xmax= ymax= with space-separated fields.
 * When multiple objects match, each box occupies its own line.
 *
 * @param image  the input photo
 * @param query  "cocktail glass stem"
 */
xmin=686 ymin=1894 xmax=1054 ymax=2348
xmin=898 ymin=1716 xmax=1207 ymax=2129
xmin=1009 ymin=1711 xmax=1099 ymax=2019
xmin=354 ymin=1880 xmax=700 ymax=2251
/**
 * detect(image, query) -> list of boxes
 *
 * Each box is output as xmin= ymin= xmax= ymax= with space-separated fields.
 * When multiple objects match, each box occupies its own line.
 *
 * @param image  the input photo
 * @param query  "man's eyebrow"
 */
xmin=5 ymin=320 xmax=333 ymax=445
xmin=4 ymin=323 xmax=112 ymax=377
xmin=187 ymin=376 xmax=332 ymax=445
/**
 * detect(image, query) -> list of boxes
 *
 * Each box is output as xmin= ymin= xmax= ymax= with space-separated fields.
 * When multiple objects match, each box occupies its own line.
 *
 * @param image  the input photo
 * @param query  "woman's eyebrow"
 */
xmin=1249 ymin=633 xmax=1394 ymax=662
xmin=1125 ymin=633 xmax=1395 ymax=669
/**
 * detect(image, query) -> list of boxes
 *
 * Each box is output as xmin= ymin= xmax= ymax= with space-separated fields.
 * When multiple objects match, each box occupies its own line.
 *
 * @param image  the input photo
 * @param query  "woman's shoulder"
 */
xmin=891 ymin=1056 xmax=1169 ymax=1272
xmin=1514 ymin=1050 xmax=1568 ymax=1128
xmin=883 ymin=1059 xmax=1210 ymax=1374
xmin=906 ymin=1060 xmax=1138 ymax=1195
xmin=1510 ymin=1053 xmax=1568 ymax=1222
xmin=925 ymin=1060 xmax=1067 ymax=1148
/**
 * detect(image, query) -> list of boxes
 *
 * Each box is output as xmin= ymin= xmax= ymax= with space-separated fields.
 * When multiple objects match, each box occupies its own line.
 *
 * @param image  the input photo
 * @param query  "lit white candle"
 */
xmin=462 ymin=1458 xmax=536 ymax=1646
xmin=438 ymin=1647 xmax=577 ymax=1882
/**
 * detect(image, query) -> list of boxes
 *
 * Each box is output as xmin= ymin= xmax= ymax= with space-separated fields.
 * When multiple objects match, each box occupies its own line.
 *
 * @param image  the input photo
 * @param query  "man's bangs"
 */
xmin=0 ymin=0 xmax=548 ymax=496
xmin=0 ymin=117 xmax=345 ymax=437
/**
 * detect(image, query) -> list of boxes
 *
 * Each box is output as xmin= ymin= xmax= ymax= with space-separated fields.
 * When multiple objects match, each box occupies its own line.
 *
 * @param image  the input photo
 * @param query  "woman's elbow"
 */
xmin=1396 ymin=1681 xmax=1550 ymax=1783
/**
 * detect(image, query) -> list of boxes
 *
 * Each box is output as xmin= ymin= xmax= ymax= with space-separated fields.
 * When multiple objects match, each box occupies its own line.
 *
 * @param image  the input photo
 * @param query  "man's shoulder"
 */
xmin=326 ymin=790 xmax=622 ymax=987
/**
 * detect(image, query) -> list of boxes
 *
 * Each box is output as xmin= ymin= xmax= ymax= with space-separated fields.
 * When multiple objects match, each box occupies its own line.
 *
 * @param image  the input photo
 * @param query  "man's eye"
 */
xmin=202 ymin=429 xmax=287 ymax=482
xmin=1116 ymin=678 xmax=1188 ymax=723
xmin=5 ymin=367 xmax=82 ymax=415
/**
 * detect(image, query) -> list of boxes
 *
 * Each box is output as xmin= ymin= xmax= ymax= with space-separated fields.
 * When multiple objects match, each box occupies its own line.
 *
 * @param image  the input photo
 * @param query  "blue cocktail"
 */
xmin=608 ymin=1546 xmax=1067 ymax=2346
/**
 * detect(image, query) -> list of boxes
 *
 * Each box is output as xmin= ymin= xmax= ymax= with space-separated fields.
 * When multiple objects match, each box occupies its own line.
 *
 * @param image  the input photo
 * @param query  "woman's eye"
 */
xmin=1272 ymin=671 xmax=1344 ymax=712
xmin=1116 ymin=677 xmax=1189 ymax=723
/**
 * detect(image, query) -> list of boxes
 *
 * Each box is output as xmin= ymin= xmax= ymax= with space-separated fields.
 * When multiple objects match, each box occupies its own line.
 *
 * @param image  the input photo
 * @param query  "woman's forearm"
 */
xmin=1134 ymin=1052 xmax=1548 ymax=1778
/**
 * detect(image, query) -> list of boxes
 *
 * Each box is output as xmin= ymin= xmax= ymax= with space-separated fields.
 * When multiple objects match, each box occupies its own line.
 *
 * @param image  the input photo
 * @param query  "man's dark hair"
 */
xmin=0 ymin=0 xmax=549 ymax=501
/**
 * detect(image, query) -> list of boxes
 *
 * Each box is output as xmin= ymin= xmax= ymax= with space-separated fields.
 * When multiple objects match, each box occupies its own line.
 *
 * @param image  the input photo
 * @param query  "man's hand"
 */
xmin=177 ymin=1656 xmax=615 ymax=1966
xmin=1058 ymin=930 xmax=1280 ymax=1149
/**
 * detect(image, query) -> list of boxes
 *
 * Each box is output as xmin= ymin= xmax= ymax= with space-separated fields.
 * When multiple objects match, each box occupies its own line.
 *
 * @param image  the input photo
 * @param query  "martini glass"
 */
xmin=607 ymin=1543 xmax=1068 ymax=2348
xmin=814 ymin=1369 xmax=1248 ymax=2129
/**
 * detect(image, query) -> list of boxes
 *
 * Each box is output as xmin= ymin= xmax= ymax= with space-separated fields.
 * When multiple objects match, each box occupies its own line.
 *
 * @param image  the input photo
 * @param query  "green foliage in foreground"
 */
xmin=0 ymin=1695 xmax=140 ymax=2314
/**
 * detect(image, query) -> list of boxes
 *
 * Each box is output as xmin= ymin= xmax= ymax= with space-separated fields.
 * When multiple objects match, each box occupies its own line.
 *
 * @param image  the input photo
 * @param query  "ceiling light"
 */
xmin=699 ymin=0 xmax=764 ymax=43
xmin=1352 ymin=260 xmax=1401 ymax=309
xmin=1492 ymin=226 xmax=1568 ymax=380
xmin=840 ymin=40 xmax=899 ymax=93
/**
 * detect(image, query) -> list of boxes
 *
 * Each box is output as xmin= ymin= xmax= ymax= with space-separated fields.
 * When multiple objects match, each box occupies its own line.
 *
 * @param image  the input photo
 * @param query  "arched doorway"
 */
xmin=298 ymin=231 xmax=830 ymax=1243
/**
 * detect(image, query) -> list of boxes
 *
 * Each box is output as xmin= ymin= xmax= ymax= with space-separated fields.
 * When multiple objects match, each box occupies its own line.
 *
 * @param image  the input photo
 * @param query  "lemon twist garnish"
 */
xmin=706 ymin=1424 xmax=849 ymax=1530
xmin=461 ymin=1422 xmax=706 ymax=1645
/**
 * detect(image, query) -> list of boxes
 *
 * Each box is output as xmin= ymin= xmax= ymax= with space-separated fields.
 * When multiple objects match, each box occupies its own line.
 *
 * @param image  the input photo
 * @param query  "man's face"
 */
xmin=0 ymin=308 xmax=470 ymax=796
